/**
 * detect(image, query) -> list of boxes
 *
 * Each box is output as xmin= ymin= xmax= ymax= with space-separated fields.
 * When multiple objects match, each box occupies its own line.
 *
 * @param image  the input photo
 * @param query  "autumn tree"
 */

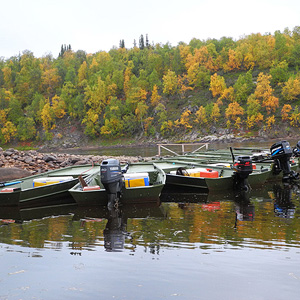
xmin=178 ymin=75 xmax=193 ymax=98
xmin=135 ymin=101 xmax=149 ymax=131
xmin=209 ymin=73 xmax=226 ymax=98
xmin=223 ymin=49 xmax=242 ymax=72
xmin=225 ymin=102 xmax=244 ymax=122
xmin=210 ymin=103 xmax=221 ymax=123
xmin=2 ymin=66 xmax=13 ymax=89
xmin=246 ymin=95 xmax=264 ymax=129
xmin=78 ymin=61 xmax=88 ymax=83
xmin=52 ymin=95 xmax=66 ymax=118
xmin=254 ymin=73 xmax=279 ymax=114
xmin=195 ymin=106 xmax=208 ymax=125
xmin=289 ymin=106 xmax=300 ymax=127
xmin=100 ymin=97 xmax=125 ymax=137
xmin=1 ymin=121 xmax=17 ymax=143
xmin=40 ymin=100 xmax=54 ymax=132
xmin=162 ymin=70 xmax=178 ymax=96
xmin=187 ymin=64 xmax=210 ymax=88
xmin=266 ymin=115 xmax=275 ymax=129
xmin=84 ymin=77 xmax=108 ymax=117
xmin=41 ymin=67 xmax=61 ymax=99
xmin=123 ymin=61 xmax=134 ymax=96
xmin=218 ymin=87 xmax=235 ymax=104
xmin=282 ymin=76 xmax=300 ymax=101
xmin=160 ymin=120 xmax=174 ymax=136
xmin=281 ymin=104 xmax=292 ymax=121
xmin=186 ymin=44 xmax=218 ymax=72
xmin=175 ymin=109 xmax=192 ymax=130
xmin=150 ymin=85 xmax=161 ymax=106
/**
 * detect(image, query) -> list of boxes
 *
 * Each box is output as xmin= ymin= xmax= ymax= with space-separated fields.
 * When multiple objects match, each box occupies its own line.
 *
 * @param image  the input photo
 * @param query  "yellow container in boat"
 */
xmin=124 ymin=173 xmax=149 ymax=188
xmin=33 ymin=176 xmax=73 ymax=187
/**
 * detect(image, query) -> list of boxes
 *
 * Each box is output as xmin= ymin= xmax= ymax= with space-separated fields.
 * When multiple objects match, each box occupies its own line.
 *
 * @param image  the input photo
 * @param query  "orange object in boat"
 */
xmin=199 ymin=169 xmax=219 ymax=178
xmin=83 ymin=186 xmax=101 ymax=191
xmin=1 ymin=188 xmax=16 ymax=193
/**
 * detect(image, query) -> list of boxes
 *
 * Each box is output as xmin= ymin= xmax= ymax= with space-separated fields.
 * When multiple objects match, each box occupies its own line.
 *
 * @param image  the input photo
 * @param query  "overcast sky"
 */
xmin=1 ymin=0 xmax=299 ymax=59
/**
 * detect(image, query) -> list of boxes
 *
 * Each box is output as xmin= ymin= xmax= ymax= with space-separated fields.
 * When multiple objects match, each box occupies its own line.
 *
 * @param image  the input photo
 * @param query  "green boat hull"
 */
xmin=69 ymin=163 xmax=166 ymax=206
xmin=70 ymin=184 xmax=164 ymax=206
xmin=166 ymin=168 xmax=270 ymax=191
xmin=0 ymin=165 xmax=100 ymax=207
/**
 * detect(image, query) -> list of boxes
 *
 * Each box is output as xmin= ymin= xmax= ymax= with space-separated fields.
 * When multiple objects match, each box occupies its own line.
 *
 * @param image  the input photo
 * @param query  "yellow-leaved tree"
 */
xmin=225 ymin=102 xmax=244 ymax=124
xmin=135 ymin=101 xmax=149 ymax=131
xmin=150 ymin=85 xmax=161 ymax=107
xmin=78 ymin=61 xmax=88 ymax=83
xmin=123 ymin=61 xmax=134 ymax=97
xmin=163 ymin=70 xmax=178 ymax=96
xmin=195 ymin=106 xmax=208 ymax=125
xmin=210 ymin=73 xmax=226 ymax=98
xmin=211 ymin=103 xmax=221 ymax=123
xmin=41 ymin=100 xmax=54 ymax=131
xmin=2 ymin=66 xmax=13 ymax=89
xmin=84 ymin=77 xmax=107 ymax=117
xmin=1 ymin=121 xmax=17 ymax=143
xmin=289 ymin=106 xmax=300 ymax=127
xmin=52 ymin=95 xmax=66 ymax=119
xmin=254 ymin=73 xmax=279 ymax=114
xmin=41 ymin=67 xmax=61 ymax=99
xmin=175 ymin=109 xmax=192 ymax=130
xmin=281 ymin=104 xmax=292 ymax=121
xmin=224 ymin=49 xmax=242 ymax=72
xmin=282 ymin=76 xmax=300 ymax=101
xmin=266 ymin=115 xmax=275 ymax=129
xmin=178 ymin=75 xmax=193 ymax=98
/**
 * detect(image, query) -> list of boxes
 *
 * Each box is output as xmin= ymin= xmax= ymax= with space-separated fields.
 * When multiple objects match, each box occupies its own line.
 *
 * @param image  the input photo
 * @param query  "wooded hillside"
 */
xmin=1 ymin=27 xmax=300 ymax=145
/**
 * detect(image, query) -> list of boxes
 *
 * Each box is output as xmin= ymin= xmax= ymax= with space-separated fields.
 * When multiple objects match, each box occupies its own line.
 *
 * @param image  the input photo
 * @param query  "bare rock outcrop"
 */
xmin=0 ymin=147 xmax=151 ymax=181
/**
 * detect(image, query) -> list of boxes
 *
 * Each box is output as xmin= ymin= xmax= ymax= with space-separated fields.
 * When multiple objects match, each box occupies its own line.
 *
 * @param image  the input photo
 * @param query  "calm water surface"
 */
xmin=49 ymin=139 xmax=300 ymax=158
xmin=1 ymin=182 xmax=300 ymax=299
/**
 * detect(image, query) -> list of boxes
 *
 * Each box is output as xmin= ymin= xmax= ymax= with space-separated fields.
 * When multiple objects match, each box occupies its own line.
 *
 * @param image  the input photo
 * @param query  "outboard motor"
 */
xmin=100 ymin=159 xmax=123 ymax=207
xmin=270 ymin=140 xmax=299 ymax=181
xmin=293 ymin=140 xmax=300 ymax=157
xmin=233 ymin=156 xmax=253 ymax=191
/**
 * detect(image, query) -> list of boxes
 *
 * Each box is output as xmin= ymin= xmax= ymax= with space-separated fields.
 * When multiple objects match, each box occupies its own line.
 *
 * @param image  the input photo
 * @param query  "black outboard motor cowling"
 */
xmin=233 ymin=156 xmax=253 ymax=191
xmin=270 ymin=140 xmax=292 ymax=160
xmin=233 ymin=156 xmax=253 ymax=178
xmin=293 ymin=140 xmax=300 ymax=157
xmin=101 ymin=159 xmax=123 ymax=206
xmin=270 ymin=140 xmax=298 ymax=181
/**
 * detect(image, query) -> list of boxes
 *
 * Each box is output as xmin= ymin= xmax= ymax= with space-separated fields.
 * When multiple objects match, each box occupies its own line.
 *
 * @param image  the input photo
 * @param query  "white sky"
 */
xmin=1 ymin=0 xmax=299 ymax=59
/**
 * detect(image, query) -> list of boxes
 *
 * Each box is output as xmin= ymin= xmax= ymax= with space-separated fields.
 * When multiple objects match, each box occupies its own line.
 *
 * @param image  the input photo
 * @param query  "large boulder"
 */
xmin=0 ymin=167 xmax=32 ymax=181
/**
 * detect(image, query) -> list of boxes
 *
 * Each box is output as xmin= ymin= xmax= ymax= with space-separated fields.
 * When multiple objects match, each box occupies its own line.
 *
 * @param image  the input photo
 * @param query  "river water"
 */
xmin=1 ymin=180 xmax=300 ymax=299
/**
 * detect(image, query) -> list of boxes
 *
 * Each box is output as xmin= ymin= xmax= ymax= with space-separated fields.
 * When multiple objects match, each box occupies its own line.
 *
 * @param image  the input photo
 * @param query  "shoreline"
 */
xmin=0 ymin=147 xmax=152 ymax=181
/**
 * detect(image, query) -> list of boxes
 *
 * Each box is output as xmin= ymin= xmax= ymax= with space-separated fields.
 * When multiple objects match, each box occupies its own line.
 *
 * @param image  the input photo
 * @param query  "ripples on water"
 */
xmin=1 ymin=182 xmax=300 ymax=299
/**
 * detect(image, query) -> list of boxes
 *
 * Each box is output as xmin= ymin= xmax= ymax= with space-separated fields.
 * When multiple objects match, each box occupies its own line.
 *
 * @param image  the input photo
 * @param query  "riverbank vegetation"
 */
xmin=1 ymin=27 xmax=300 ymax=146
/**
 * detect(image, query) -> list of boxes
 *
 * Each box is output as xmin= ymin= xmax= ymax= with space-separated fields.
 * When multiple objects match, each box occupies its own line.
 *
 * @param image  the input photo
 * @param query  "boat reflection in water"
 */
xmin=74 ymin=201 xmax=166 ymax=252
xmin=273 ymin=183 xmax=297 ymax=219
xmin=103 ymin=207 xmax=127 ymax=251
xmin=234 ymin=191 xmax=255 ymax=226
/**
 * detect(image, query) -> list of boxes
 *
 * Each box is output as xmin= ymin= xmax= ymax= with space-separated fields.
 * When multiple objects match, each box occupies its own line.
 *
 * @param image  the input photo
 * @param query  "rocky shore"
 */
xmin=0 ymin=147 xmax=151 ymax=181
